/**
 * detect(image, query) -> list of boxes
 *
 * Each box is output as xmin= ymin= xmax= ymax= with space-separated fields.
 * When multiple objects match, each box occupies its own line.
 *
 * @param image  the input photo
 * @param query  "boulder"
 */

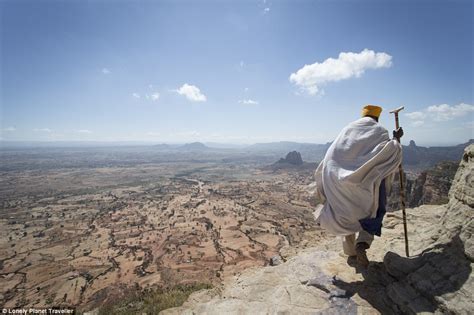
xmin=269 ymin=255 xmax=283 ymax=266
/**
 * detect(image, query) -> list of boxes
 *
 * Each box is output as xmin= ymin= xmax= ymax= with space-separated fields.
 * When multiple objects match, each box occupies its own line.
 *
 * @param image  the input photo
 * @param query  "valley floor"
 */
xmin=163 ymin=204 xmax=472 ymax=314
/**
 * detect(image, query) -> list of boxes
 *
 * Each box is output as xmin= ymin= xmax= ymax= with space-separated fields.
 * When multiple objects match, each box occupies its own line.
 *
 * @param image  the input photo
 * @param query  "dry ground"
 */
xmin=0 ymin=150 xmax=320 ymax=311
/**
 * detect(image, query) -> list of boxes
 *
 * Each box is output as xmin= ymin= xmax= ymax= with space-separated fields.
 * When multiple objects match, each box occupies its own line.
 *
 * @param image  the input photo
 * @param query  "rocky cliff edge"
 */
xmin=162 ymin=145 xmax=473 ymax=315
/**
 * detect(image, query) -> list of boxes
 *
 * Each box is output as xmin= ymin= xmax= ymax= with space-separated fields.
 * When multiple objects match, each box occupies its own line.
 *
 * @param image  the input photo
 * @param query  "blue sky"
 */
xmin=1 ymin=0 xmax=472 ymax=146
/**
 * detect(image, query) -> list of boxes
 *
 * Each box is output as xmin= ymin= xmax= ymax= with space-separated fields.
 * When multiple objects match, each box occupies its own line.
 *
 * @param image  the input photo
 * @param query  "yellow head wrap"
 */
xmin=361 ymin=105 xmax=382 ymax=118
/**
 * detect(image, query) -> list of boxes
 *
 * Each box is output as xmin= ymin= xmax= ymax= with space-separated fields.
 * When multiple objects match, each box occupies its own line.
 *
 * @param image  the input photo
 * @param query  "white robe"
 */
xmin=313 ymin=117 xmax=402 ymax=235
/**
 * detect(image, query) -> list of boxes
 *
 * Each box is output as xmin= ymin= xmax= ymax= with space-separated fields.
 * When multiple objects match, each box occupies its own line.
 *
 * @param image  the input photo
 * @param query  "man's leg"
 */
xmin=356 ymin=178 xmax=384 ymax=267
xmin=356 ymin=230 xmax=374 ymax=247
xmin=355 ymin=230 xmax=374 ymax=267
xmin=342 ymin=234 xmax=357 ymax=256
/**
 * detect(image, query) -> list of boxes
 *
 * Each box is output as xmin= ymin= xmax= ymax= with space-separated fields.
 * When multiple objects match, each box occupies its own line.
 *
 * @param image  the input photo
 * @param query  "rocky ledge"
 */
xmin=162 ymin=144 xmax=473 ymax=315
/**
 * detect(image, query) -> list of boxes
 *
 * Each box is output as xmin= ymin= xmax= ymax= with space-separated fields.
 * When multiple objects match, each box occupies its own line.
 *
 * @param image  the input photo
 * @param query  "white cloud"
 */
xmin=77 ymin=129 xmax=92 ymax=134
xmin=240 ymin=60 xmax=245 ymax=68
xmin=244 ymin=87 xmax=249 ymax=92
xmin=263 ymin=7 xmax=270 ymax=13
xmin=3 ymin=126 xmax=16 ymax=132
xmin=140 ymin=86 xmax=160 ymax=102
xmin=289 ymin=49 xmax=392 ymax=95
xmin=238 ymin=99 xmax=259 ymax=105
xmin=405 ymin=103 xmax=474 ymax=126
xmin=176 ymin=84 xmax=207 ymax=102
xmin=405 ymin=111 xmax=426 ymax=121
xmin=151 ymin=93 xmax=160 ymax=101
xmin=426 ymin=103 xmax=474 ymax=121
xmin=411 ymin=120 xmax=425 ymax=127
xmin=102 ymin=68 xmax=110 ymax=74
xmin=405 ymin=111 xmax=425 ymax=127
xmin=34 ymin=128 xmax=52 ymax=133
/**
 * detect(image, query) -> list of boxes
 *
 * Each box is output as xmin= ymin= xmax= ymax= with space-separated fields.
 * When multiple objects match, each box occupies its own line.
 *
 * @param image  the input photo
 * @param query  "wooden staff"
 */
xmin=389 ymin=106 xmax=409 ymax=257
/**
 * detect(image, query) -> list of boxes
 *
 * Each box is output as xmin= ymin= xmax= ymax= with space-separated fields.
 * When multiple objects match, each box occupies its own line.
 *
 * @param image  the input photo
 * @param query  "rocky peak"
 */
xmin=408 ymin=140 xmax=417 ymax=147
xmin=278 ymin=151 xmax=303 ymax=166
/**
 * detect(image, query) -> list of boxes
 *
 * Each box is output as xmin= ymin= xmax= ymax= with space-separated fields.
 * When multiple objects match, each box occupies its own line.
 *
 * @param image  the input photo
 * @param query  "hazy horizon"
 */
xmin=1 ymin=137 xmax=472 ymax=149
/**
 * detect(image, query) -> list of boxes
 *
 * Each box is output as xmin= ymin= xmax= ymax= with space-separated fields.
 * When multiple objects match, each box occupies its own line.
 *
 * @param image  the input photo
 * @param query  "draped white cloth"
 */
xmin=313 ymin=116 xmax=402 ymax=235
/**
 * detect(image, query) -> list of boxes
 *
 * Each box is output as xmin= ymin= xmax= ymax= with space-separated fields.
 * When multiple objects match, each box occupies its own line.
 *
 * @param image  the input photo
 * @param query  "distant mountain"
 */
xmin=246 ymin=141 xmax=332 ymax=162
xmin=178 ymin=142 xmax=209 ymax=151
xmin=247 ymin=141 xmax=330 ymax=152
xmin=402 ymin=139 xmax=474 ymax=170
xmin=204 ymin=142 xmax=248 ymax=149
xmin=246 ymin=139 xmax=472 ymax=169
xmin=276 ymin=151 xmax=304 ymax=166
xmin=265 ymin=151 xmax=317 ymax=172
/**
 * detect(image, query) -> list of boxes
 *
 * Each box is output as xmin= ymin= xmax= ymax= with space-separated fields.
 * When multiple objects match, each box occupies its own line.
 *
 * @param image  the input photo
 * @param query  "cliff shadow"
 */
xmin=333 ymin=235 xmax=471 ymax=314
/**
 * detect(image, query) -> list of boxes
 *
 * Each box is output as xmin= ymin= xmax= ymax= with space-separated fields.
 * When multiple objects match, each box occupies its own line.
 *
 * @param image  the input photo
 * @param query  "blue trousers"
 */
xmin=359 ymin=179 xmax=387 ymax=237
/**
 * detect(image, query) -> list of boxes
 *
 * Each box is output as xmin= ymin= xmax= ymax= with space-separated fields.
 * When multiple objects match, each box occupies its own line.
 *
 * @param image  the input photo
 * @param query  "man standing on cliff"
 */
xmin=313 ymin=105 xmax=404 ymax=267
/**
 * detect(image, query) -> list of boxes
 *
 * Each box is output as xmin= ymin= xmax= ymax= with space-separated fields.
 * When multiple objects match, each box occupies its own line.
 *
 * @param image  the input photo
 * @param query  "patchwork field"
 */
xmin=0 ymin=147 xmax=321 ymax=311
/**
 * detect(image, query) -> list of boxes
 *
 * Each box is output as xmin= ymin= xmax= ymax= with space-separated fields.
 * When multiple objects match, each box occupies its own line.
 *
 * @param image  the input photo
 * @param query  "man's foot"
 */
xmin=346 ymin=255 xmax=358 ymax=267
xmin=356 ymin=242 xmax=370 ymax=268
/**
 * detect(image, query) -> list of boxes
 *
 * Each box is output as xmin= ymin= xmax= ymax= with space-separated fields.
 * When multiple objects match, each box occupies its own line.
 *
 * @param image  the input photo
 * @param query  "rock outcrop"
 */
xmin=443 ymin=144 xmax=473 ymax=260
xmin=388 ymin=160 xmax=459 ymax=210
xmin=277 ymin=151 xmax=304 ymax=166
xmin=162 ymin=144 xmax=473 ymax=315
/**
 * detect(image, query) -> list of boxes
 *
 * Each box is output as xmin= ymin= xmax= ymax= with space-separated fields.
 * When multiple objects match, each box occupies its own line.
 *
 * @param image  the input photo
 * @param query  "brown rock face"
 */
xmin=415 ymin=161 xmax=459 ymax=205
xmin=442 ymin=144 xmax=474 ymax=260
xmin=388 ymin=160 xmax=459 ymax=211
